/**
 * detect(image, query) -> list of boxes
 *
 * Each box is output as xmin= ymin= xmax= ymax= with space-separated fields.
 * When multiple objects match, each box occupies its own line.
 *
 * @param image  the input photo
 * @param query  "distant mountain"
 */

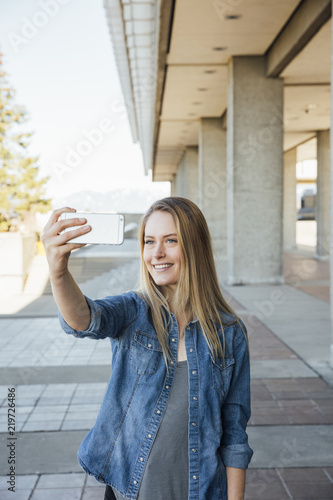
xmin=52 ymin=186 xmax=170 ymax=213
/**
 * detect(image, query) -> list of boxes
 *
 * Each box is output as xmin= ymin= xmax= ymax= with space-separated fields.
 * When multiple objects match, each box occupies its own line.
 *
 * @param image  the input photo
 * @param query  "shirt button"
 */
xmin=171 ymin=361 xmax=174 ymax=364
xmin=192 ymin=371 xmax=196 ymax=375
xmin=140 ymin=457 xmax=144 ymax=462
xmin=148 ymin=434 xmax=152 ymax=438
xmin=193 ymin=396 xmax=197 ymax=400
xmin=171 ymin=338 xmax=175 ymax=342
xmin=192 ymin=448 xmax=196 ymax=453
xmin=193 ymin=475 xmax=197 ymax=479
xmin=134 ymin=480 xmax=137 ymax=484
xmin=166 ymin=385 xmax=169 ymax=389
xmin=190 ymin=348 xmax=193 ymax=352
xmin=187 ymin=327 xmax=190 ymax=331
xmin=148 ymin=343 xmax=152 ymax=348
xmin=192 ymin=422 xmax=196 ymax=426
xmin=157 ymin=410 xmax=161 ymax=414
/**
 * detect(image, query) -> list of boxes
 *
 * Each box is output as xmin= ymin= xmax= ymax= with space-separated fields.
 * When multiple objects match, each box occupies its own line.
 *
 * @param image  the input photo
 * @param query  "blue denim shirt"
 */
xmin=59 ymin=291 xmax=253 ymax=499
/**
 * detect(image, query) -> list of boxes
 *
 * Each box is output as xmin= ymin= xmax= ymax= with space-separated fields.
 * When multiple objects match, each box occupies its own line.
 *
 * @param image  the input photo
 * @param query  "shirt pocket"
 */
xmin=210 ymin=355 xmax=235 ymax=399
xmin=130 ymin=331 xmax=163 ymax=375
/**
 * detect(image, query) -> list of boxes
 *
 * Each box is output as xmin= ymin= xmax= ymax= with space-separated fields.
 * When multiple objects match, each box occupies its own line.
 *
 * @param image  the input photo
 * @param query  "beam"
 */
xmin=266 ymin=0 xmax=331 ymax=77
xmin=153 ymin=0 xmax=175 ymax=177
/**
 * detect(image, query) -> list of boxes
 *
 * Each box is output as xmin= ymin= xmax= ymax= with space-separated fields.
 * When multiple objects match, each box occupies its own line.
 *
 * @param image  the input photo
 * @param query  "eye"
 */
xmin=167 ymin=238 xmax=177 ymax=244
xmin=144 ymin=240 xmax=154 ymax=245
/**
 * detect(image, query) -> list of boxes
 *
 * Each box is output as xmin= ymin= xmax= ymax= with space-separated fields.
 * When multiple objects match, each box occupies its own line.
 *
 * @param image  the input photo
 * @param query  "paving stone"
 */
xmin=30 ymin=487 xmax=82 ymax=499
xmin=82 ymin=486 xmax=106 ymax=499
xmin=61 ymin=419 xmax=96 ymax=431
xmin=324 ymin=467 xmax=333 ymax=480
xmin=286 ymin=481 xmax=333 ymax=498
xmin=0 ymin=474 xmax=38 ymax=490
xmin=36 ymin=472 xmax=85 ymax=488
xmin=0 ymin=490 xmax=32 ymax=500
xmin=245 ymin=468 xmax=288 ymax=499
xmin=278 ymin=467 xmax=331 ymax=482
xmin=22 ymin=421 xmax=63 ymax=432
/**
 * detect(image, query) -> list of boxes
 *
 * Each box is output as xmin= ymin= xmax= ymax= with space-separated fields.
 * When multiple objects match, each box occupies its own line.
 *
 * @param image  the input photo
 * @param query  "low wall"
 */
xmin=0 ymin=233 xmax=37 ymax=294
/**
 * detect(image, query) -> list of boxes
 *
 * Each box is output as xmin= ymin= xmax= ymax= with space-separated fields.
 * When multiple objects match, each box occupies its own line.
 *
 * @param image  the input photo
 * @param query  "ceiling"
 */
xmin=153 ymin=0 xmax=331 ymax=180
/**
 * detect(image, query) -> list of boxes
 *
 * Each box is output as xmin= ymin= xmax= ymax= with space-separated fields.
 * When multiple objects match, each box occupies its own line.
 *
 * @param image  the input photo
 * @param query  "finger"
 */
xmin=43 ymin=207 xmax=76 ymax=233
xmin=57 ymin=224 xmax=91 ymax=245
xmin=62 ymin=242 xmax=87 ymax=252
xmin=55 ymin=216 xmax=88 ymax=235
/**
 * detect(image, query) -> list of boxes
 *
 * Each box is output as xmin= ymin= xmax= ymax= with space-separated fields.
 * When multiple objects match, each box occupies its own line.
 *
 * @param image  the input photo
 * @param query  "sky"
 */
xmin=0 ymin=0 xmax=170 ymax=210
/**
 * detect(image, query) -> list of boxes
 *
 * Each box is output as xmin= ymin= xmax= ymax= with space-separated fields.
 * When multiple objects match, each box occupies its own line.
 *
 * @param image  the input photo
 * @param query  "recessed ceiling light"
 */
xmin=204 ymin=70 xmax=217 ymax=74
xmin=224 ymin=14 xmax=242 ymax=20
xmin=213 ymin=47 xmax=227 ymax=51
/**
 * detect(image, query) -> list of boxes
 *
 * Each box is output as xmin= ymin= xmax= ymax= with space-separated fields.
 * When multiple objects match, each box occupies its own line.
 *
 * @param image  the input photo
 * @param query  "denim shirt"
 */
xmin=59 ymin=291 xmax=253 ymax=500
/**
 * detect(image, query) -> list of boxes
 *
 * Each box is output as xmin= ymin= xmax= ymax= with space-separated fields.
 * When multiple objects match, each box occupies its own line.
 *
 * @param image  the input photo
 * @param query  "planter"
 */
xmin=0 ymin=232 xmax=37 ymax=294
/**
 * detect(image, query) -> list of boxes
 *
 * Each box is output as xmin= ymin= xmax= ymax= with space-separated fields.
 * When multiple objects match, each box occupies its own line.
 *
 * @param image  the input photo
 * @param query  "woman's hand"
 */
xmin=41 ymin=207 xmax=91 ymax=281
xmin=41 ymin=207 xmax=92 ymax=330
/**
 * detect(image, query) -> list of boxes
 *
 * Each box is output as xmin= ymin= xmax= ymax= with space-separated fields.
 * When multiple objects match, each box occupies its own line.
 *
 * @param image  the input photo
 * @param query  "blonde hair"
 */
xmin=138 ymin=197 xmax=239 ymax=366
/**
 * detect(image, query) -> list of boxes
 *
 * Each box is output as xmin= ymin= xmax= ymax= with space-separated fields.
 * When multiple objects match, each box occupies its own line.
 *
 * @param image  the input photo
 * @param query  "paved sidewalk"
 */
xmin=0 ymin=244 xmax=332 ymax=499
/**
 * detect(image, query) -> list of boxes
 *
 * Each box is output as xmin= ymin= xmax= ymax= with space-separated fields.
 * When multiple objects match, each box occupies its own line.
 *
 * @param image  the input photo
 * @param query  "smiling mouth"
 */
xmin=153 ymin=264 xmax=173 ymax=270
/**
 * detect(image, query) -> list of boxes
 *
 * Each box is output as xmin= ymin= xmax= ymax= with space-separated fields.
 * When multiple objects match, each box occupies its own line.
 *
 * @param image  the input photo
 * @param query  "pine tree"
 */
xmin=0 ymin=51 xmax=51 ymax=232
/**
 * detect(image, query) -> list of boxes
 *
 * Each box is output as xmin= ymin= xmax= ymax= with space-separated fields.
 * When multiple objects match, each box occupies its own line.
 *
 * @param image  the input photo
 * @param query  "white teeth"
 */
xmin=154 ymin=264 xmax=171 ymax=269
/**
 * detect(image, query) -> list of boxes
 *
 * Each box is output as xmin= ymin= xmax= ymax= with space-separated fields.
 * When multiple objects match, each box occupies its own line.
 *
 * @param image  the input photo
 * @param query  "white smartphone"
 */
xmin=59 ymin=212 xmax=125 ymax=245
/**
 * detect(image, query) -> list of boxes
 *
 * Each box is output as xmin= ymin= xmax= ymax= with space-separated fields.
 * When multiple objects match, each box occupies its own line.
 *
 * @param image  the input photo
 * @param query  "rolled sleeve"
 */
xmin=58 ymin=291 xmax=141 ymax=340
xmin=220 ymin=443 xmax=253 ymax=469
xmin=220 ymin=320 xmax=254 ymax=469
xmin=58 ymin=295 xmax=104 ymax=339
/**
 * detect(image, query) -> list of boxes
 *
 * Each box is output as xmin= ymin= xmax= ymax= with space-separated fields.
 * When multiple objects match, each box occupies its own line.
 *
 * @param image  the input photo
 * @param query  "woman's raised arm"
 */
xmin=42 ymin=207 xmax=92 ymax=331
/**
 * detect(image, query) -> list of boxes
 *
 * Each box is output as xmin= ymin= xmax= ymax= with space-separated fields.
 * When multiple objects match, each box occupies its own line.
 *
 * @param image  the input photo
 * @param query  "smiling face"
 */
xmin=143 ymin=211 xmax=182 ymax=291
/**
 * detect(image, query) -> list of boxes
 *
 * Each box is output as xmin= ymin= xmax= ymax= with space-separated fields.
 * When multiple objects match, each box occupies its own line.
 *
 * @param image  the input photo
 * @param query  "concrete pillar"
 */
xmin=283 ymin=148 xmax=297 ymax=250
xmin=184 ymin=146 xmax=199 ymax=205
xmin=316 ymin=130 xmax=330 ymax=259
xmin=172 ymin=147 xmax=198 ymax=199
xmin=170 ymin=177 xmax=177 ymax=196
xmin=226 ymin=56 xmax=284 ymax=284
xmin=198 ymin=117 xmax=227 ymax=279
xmin=330 ymin=7 xmax=333 ymax=367
xmin=175 ymin=154 xmax=186 ymax=197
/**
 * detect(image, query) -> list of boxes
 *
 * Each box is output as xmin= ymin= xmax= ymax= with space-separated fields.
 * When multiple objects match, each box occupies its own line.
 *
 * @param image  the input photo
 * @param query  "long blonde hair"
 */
xmin=138 ymin=197 xmax=239 ymax=366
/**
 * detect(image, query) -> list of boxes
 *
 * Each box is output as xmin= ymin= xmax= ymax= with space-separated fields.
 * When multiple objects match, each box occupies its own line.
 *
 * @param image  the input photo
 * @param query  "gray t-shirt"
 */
xmin=112 ymin=360 xmax=189 ymax=500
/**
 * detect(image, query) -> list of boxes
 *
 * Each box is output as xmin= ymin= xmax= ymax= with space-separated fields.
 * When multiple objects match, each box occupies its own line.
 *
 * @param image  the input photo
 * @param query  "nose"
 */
xmin=153 ymin=241 xmax=165 ymax=259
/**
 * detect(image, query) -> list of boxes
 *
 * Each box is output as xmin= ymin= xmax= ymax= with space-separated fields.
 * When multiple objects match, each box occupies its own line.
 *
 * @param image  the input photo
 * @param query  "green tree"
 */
xmin=0 ymin=52 xmax=51 ymax=232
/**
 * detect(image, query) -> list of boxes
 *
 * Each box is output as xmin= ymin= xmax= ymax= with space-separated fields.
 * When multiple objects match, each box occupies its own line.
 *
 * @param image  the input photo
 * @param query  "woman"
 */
xmin=42 ymin=197 xmax=253 ymax=500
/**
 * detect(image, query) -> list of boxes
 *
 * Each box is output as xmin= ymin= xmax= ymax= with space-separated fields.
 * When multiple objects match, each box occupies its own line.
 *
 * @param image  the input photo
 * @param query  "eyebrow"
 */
xmin=144 ymin=233 xmax=177 ymax=239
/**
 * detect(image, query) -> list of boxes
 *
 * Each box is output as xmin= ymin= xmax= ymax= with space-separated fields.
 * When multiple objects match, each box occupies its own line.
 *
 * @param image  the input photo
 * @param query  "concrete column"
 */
xmin=198 ymin=117 xmax=227 ymax=279
xmin=330 ymin=7 xmax=333 ymax=367
xmin=170 ymin=177 xmax=177 ymax=196
xmin=283 ymin=148 xmax=297 ymax=250
xmin=174 ymin=154 xmax=186 ymax=197
xmin=184 ymin=146 xmax=199 ymax=205
xmin=316 ymin=130 xmax=330 ymax=259
xmin=227 ymin=56 xmax=284 ymax=284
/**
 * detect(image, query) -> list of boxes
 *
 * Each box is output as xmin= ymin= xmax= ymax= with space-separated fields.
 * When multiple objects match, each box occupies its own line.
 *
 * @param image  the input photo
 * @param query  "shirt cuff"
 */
xmin=220 ymin=443 xmax=254 ymax=469
xmin=58 ymin=295 xmax=103 ymax=338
